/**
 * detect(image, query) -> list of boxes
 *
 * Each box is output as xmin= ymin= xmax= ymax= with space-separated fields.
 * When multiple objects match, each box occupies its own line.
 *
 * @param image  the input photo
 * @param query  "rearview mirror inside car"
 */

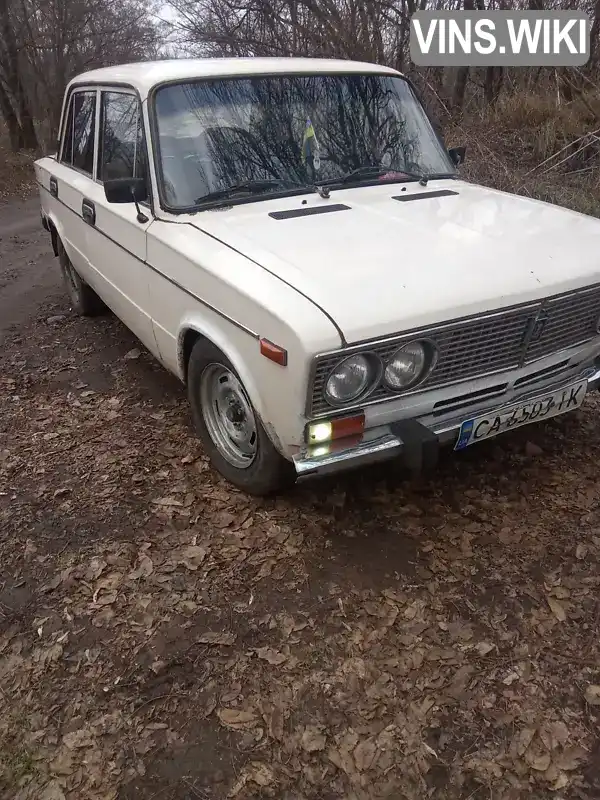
xmin=104 ymin=176 xmax=148 ymax=204
xmin=448 ymin=146 xmax=466 ymax=167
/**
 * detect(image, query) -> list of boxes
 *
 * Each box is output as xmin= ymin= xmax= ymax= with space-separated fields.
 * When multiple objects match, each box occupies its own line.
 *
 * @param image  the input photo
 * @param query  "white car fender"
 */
xmin=176 ymin=313 xmax=273 ymax=430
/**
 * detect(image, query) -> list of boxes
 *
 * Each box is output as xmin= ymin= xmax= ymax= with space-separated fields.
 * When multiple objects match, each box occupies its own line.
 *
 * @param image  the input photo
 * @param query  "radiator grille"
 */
xmin=308 ymin=284 xmax=600 ymax=417
xmin=525 ymin=286 xmax=600 ymax=362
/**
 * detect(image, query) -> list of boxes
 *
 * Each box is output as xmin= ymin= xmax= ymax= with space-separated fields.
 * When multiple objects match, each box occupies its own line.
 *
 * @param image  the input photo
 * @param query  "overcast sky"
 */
xmin=157 ymin=3 xmax=178 ymax=23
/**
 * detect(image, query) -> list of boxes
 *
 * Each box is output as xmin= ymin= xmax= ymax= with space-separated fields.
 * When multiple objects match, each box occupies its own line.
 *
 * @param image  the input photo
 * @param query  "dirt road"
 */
xmin=1 ymin=198 xmax=600 ymax=800
xmin=0 ymin=199 xmax=62 ymax=345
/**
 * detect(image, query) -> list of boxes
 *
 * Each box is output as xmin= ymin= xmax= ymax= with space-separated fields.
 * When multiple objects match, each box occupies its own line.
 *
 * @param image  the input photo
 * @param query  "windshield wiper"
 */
xmin=195 ymin=179 xmax=329 ymax=206
xmin=339 ymin=165 xmax=400 ymax=184
xmin=399 ymin=170 xmax=457 ymax=186
xmin=326 ymin=164 xmax=427 ymax=186
xmin=323 ymin=165 xmax=456 ymax=189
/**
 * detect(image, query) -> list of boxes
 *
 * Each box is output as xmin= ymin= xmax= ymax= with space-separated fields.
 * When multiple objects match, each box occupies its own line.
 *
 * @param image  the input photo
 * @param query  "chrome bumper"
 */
xmin=293 ymin=366 xmax=600 ymax=479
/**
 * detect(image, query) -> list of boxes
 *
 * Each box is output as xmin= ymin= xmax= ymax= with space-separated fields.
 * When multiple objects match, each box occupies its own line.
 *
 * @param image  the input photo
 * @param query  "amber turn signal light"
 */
xmin=259 ymin=338 xmax=287 ymax=366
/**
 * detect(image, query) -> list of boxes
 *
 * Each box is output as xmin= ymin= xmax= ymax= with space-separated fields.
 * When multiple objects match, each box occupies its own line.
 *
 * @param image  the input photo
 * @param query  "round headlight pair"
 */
xmin=324 ymin=353 xmax=381 ymax=405
xmin=384 ymin=340 xmax=435 ymax=390
xmin=324 ymin=340 xmax=436 ymax=405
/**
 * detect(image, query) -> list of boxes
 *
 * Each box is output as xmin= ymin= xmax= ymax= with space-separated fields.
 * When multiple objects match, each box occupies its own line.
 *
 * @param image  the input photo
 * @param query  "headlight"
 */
xmin=325 ymin=353 xmax=379 ymax=404
xmin=384 ymin=340 xmax=435 ymax=390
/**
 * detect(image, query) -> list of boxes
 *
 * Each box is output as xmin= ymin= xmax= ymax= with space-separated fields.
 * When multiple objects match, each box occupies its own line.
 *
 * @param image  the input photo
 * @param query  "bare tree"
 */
xmin=0 ymin=0 xmax=38 ymax=148
xmin=0 ymin=0 xmax=161 ymax=150
xmin=3 ymin=0 xmax=600 ymax=152
xmin=161 ymin=0 xmax=600 ymax=119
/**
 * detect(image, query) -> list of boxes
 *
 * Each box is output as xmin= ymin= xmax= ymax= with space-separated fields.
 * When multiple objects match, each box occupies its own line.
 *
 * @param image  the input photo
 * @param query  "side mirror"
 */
xmin=104 ymin=176 xmax=147 ymax=204
xmin=448 ymin=146 xmax=466 ymax=167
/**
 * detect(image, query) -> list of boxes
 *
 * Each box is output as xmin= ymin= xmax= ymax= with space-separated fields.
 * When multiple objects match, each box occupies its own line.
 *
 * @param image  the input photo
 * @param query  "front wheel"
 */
xmin=187 ymin=340 xmax=296 ymax=496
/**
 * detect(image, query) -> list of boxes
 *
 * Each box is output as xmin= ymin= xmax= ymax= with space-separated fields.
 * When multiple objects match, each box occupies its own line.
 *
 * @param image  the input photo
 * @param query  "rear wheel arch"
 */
xmin=46 ymin=217 xmax=59 ymax=257
xmin=45 ymin=212 xmax=69 ymax=261
xmin=56 ymin=234 xmax=106 ymax=316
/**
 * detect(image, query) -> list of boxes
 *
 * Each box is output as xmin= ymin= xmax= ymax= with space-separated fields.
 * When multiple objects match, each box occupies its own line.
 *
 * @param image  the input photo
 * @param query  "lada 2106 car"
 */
xmin=35 ymin=57 xmax=600 ymax=495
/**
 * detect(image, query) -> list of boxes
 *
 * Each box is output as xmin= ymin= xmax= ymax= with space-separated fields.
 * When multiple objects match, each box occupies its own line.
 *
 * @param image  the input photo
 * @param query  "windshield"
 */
xmin=153 ymin=73 xmax=456 ymax=209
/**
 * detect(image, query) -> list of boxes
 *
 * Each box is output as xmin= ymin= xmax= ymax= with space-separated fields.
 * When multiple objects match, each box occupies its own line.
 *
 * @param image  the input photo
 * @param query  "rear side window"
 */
xmin=60 ymin=90 xmax=97 ymax=176
xmin=99 ymin=91 xmax=147 ymax=182
xmin=60 ymin=99 xmax=75 ymax=165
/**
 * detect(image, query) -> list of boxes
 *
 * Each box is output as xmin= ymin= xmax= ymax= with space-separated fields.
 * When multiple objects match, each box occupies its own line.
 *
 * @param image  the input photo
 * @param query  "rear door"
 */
xmin=48 ymin=88 xmax=98 ymax=279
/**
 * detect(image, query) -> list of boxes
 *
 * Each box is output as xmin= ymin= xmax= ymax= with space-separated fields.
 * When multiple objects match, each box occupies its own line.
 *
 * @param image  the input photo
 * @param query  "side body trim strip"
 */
xmin=37 ymin=180 xmax=259 ymax=339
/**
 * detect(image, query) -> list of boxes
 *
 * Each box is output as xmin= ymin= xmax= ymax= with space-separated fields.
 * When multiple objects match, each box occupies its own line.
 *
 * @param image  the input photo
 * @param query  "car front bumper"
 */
xmin=292 ymin=364 xmax=600 ymax=480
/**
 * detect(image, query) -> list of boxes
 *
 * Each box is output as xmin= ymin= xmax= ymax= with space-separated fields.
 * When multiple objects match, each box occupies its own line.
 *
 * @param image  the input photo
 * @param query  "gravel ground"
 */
xmin=1 ymin=197 xmax=600 ymax=800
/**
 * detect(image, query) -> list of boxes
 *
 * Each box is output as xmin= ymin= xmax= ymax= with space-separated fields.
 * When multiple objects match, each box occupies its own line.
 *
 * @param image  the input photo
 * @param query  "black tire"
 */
xmin=57 ymin=238 xmax=106 ymax=317
xmin=187 ymin=339 xmax=296 ymax=496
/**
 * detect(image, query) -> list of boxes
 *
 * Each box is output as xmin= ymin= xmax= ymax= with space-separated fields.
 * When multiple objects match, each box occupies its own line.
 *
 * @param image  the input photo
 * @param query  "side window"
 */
xmin=99 ymin=91 xmax=147 ymax=183
xmin=60 ymin=97 xmax=75 ymax=166
xmin=60 ymin=91 xmax=97 ymax=175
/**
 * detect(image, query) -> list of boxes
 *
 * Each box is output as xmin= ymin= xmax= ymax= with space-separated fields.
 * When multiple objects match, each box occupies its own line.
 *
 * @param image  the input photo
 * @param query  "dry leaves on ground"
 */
xmin=1 ymin=259 xmax=600 ymax=799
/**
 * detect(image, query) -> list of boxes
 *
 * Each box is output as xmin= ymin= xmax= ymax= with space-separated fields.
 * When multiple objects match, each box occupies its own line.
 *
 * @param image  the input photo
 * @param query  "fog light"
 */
xmin=311 ymin=445 xmax=330 ymax=457
xmin=308 ymin=422 xmax=333 ymax=443
xmin=306 ymin=413 xmax=365 ymax=444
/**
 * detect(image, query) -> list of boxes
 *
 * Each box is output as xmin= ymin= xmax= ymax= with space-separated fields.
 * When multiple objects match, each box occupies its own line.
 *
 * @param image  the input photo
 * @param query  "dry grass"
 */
xmin=0 ymin=129 xmax=37 ymax=202
xmin=444 ymin=88 xmax=600 ymax=218
xmin=488 ymin=91 xmax=598 ymax=159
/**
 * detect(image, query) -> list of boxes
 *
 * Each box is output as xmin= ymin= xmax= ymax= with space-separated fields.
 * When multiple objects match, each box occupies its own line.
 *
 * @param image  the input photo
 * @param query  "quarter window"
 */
xmin=99 ymin=91 xmax=147 ymax=182
xmin=60 ymin=90 xmax=97 ymax=175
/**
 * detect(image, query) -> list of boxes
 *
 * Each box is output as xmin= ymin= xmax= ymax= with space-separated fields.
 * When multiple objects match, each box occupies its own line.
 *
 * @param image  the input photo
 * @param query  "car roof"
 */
xmin=65 ymin=57 xmax=403 ymax=100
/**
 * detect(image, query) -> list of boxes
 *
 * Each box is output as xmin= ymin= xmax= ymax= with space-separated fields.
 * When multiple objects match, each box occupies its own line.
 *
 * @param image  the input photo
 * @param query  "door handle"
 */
xmin=49 ymin=176 xmax=58 ymax=198
xmin=82 ymin=198 xmax=95 ymax=226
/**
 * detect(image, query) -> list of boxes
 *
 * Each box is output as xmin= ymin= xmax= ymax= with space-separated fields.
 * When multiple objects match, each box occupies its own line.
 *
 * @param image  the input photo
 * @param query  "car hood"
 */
xmin=189 ymin=179 xmax=600 ymax=344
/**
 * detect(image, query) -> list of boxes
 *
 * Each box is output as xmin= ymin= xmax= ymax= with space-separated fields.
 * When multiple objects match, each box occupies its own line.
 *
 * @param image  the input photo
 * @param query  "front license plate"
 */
xmin=454 ymin=379 xmax=588 ymax=450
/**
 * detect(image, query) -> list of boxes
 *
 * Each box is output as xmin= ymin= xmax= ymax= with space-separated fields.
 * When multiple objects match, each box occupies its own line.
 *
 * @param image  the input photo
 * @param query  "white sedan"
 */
xmin=35 ymin=57 xmax=600 ymax=495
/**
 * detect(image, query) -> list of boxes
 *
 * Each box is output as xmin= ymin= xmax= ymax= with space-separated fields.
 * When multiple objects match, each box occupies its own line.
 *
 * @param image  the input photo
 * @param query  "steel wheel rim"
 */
xmin=199 ymin=363 xmax=258 ymax=469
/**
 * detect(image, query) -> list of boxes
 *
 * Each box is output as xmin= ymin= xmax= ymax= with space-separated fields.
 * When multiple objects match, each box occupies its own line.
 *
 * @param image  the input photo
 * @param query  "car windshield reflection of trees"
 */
xmin=154 ymin=75 xmax=454 ymax=209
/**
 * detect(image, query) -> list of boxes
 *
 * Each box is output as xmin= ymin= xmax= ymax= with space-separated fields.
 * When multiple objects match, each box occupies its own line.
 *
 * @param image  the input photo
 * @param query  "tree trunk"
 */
xmin=15 ymin=88 xmax=37 ymax=149
xmin=452 ymin=67 xmax=469 ymax=110
xmin=452 ymin=0 xmax=475 ymax=110
xmin=0 ymin=0 xmax=38 ymax=150
xmin=484 ymin=66 xmax=504 ymax=106
xmin=0 ymin=79 xmax=24 ymax=150
xmin=588 ymin=0 xmax=600 ymax=70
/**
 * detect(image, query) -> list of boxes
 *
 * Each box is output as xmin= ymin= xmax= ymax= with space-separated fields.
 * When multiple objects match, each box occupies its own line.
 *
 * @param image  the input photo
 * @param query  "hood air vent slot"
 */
xmin=393 ymin=189 xmax=459 ymax=202
xmin=269 ymin=204 xmax=351 ymax=220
